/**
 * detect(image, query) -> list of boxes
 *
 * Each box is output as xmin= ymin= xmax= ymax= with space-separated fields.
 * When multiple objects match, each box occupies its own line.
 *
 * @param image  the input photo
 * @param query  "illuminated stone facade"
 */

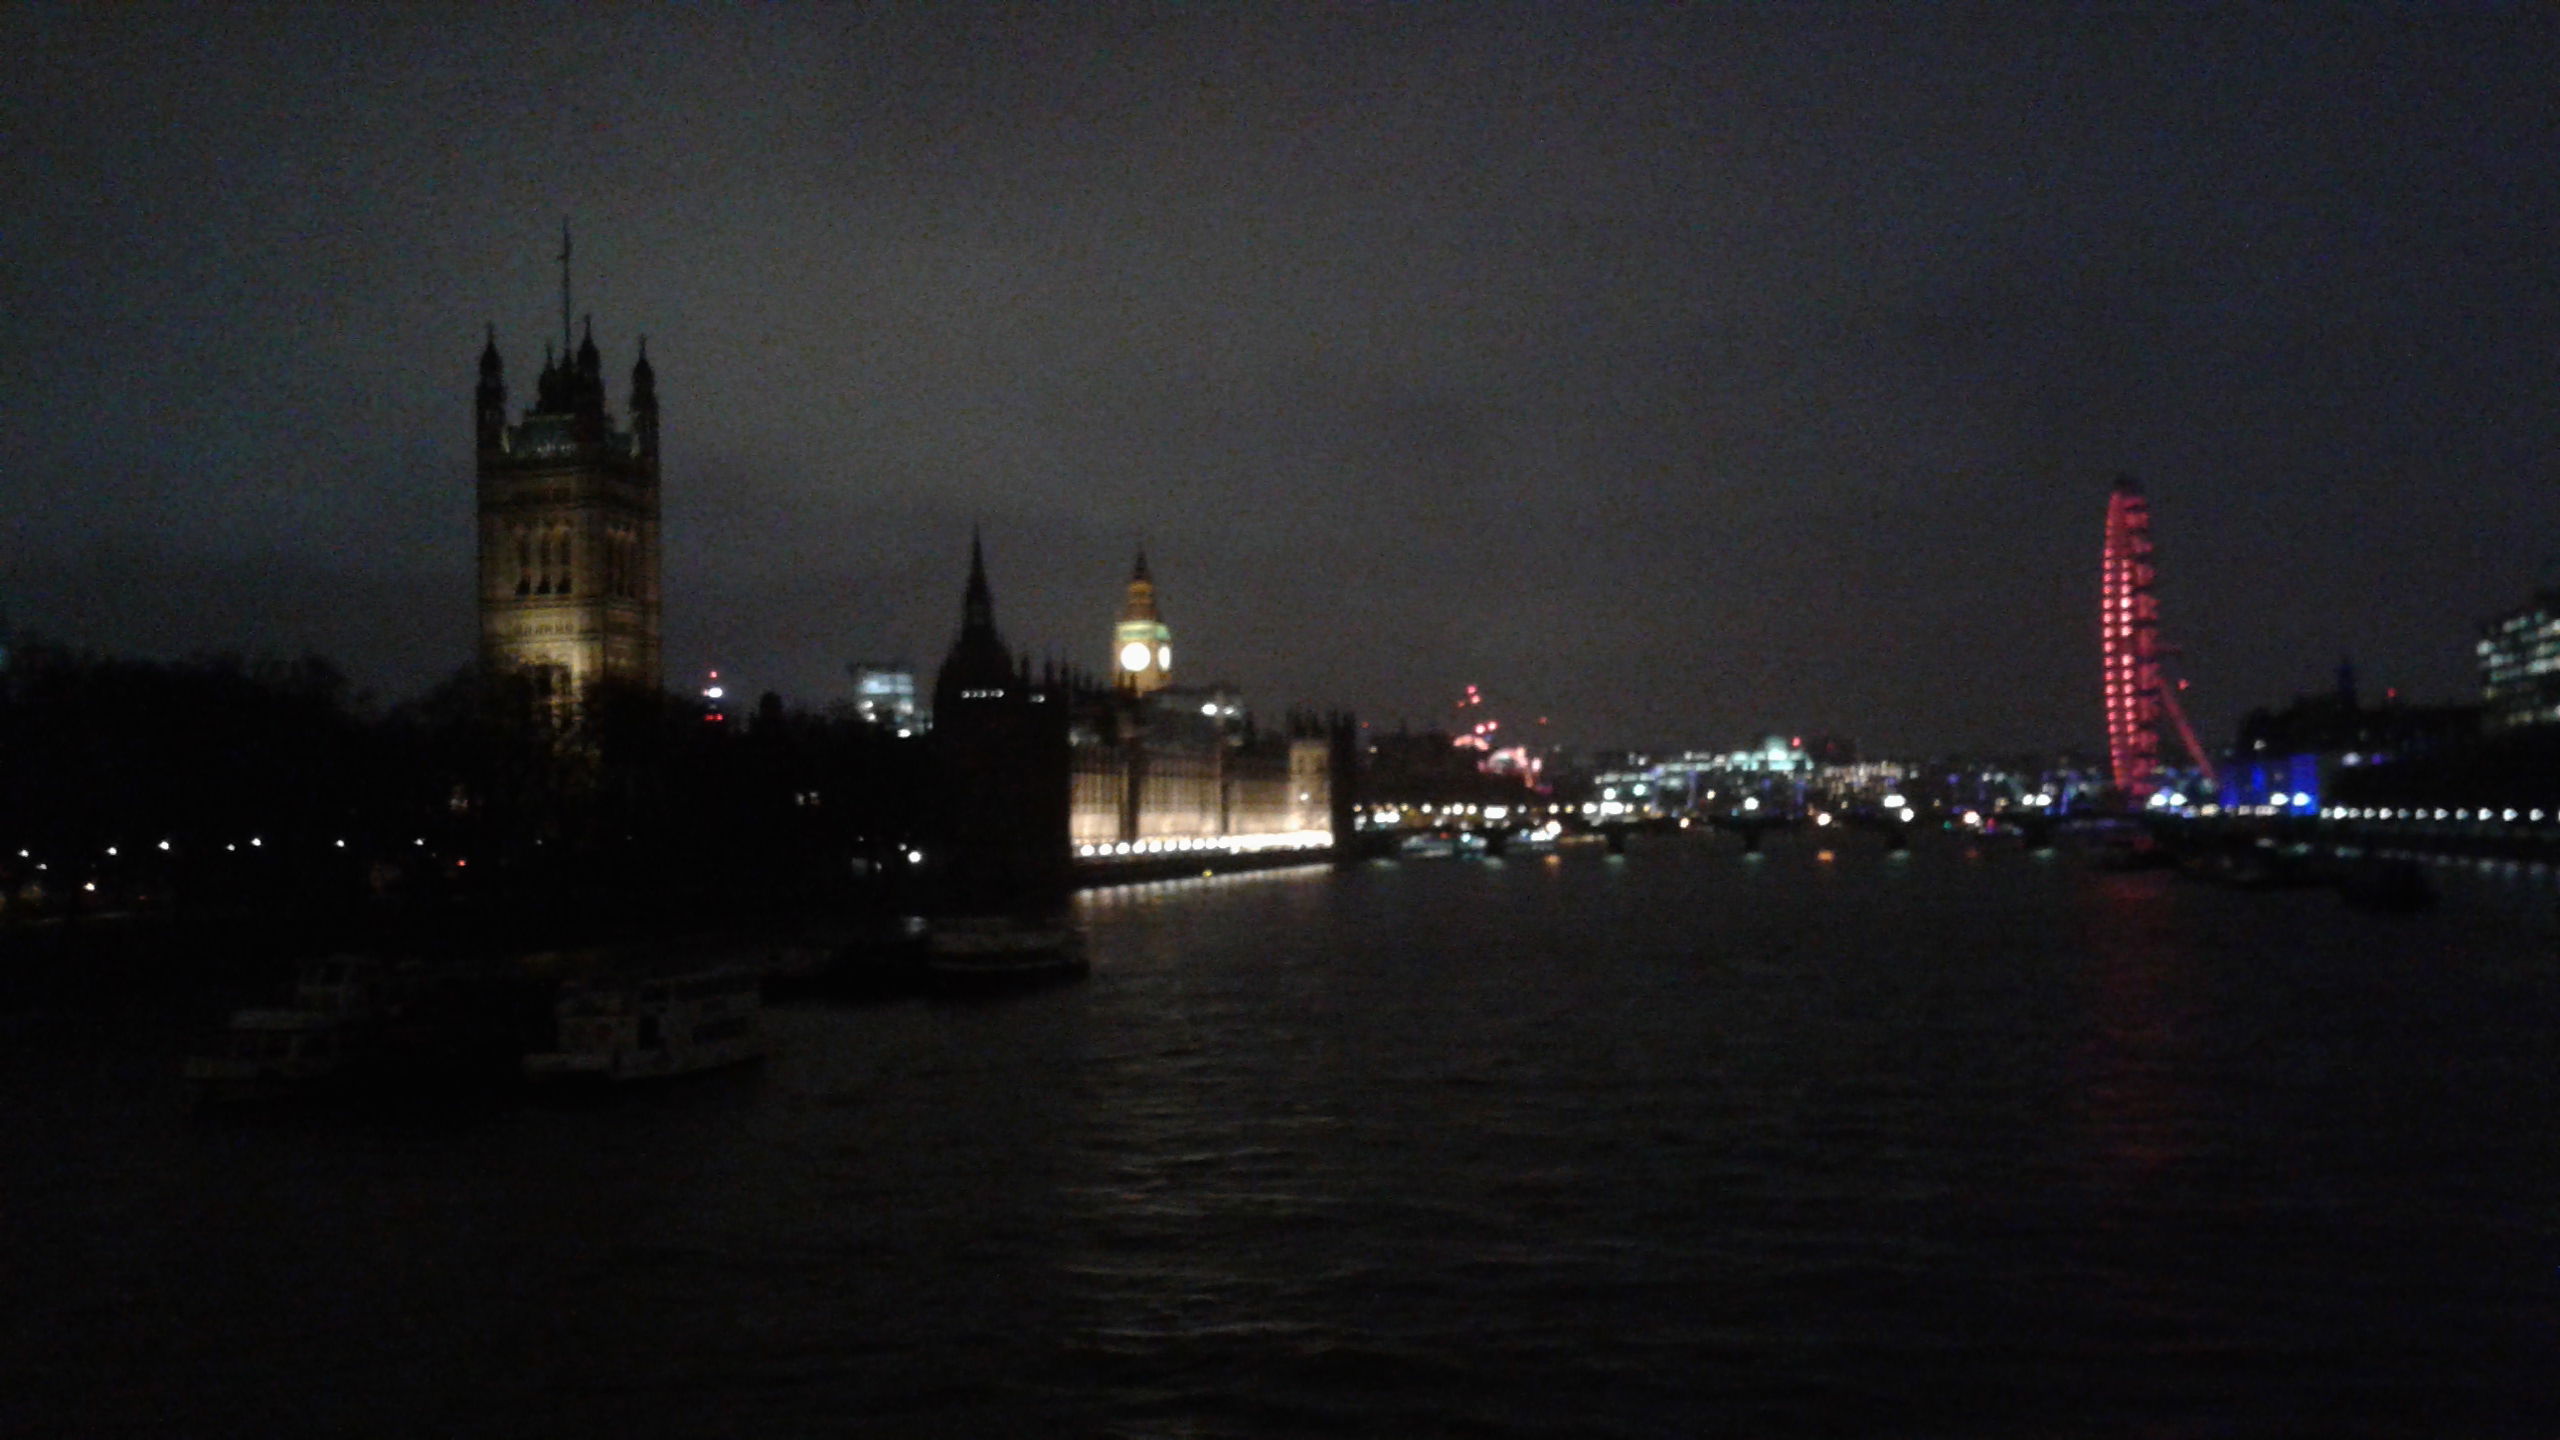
xmin=1082 ymin=552 xmax=1330 ymax=845
xmin=474 ymin=317 xmax=661 ymax=700
xmin=1067 ymin=695 xmax=1334 ymax=847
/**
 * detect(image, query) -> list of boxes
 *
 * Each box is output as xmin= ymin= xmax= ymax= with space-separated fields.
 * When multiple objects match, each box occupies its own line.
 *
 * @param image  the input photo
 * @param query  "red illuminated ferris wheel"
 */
xmin=2100 ymin=476 xmax=2216 ymax=801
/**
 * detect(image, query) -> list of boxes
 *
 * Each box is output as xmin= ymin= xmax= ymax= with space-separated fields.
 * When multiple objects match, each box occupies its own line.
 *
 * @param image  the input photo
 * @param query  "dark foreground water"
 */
xmin=10 ymin=835 xmax=2560 ymax=1437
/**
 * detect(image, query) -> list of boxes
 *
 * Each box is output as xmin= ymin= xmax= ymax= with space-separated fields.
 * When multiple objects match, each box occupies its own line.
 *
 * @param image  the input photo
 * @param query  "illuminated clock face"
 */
xmin=1155 ymin=644 xmax=1172 ymax=671
xmin=1119 ymin=641 xmax=1153 ymax=672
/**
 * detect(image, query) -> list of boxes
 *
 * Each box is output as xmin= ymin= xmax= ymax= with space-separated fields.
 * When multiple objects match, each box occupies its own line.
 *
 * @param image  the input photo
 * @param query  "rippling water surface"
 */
xmin=11 ymin=836 xmax=2560 ymax=1436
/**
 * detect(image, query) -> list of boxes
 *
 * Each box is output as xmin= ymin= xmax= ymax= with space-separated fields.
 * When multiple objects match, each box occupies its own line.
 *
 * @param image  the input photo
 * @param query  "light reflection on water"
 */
xmin=11 ymin=835 xmax=2560 ymax=1436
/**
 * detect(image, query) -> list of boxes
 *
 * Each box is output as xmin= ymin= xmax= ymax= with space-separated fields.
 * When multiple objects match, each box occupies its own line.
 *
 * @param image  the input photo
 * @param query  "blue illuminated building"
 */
xmin=2228 ymin=660 xmax=2476 ymax=811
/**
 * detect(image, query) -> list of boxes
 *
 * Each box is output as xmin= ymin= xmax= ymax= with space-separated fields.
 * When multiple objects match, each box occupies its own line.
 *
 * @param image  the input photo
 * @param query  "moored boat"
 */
xmin=184 ymin=953 xmax=405 ymax=1103
xmin=2336 ymin=856 xmax=2438 ymax=913
xmin=185 ymin=1007 xmax=358 ymax=1102
xmin=1397 ymin=830 xmax=1489 ymax=860
xmin=523 ymin=966 xmax=764 ymax=1082
xmin=1502 ymin=821 xmax=1564 ymax=855
xmin=924 ymin=917 xmax=1088 ymax=987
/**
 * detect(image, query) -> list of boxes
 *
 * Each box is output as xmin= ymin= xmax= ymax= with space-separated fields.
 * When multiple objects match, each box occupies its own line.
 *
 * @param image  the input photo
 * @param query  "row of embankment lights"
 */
xmin=1076 ymin=830 xmax=1333 ymax=860
xmin=11 ymin=838 xmax=944 ymax=872
xmin=8 ymin=835 xmax=447 ymax=895
xmin=2146 ymin=804 xmax=2555 ymax=823
xmin=2325 ymin=806 xmax=2550 ymax=823
xmin=20 ymin=838 xmax=445 ymax=860
xmin=21 ymin=801 xmax=2549 ymax=876
xmin=18 ymin=829 xmax=1345 ymax=870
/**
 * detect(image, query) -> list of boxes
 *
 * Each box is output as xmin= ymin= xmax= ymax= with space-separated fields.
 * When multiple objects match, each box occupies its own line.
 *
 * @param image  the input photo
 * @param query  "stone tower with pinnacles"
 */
xmin=474 ymin=224 xmax=662 ymax=702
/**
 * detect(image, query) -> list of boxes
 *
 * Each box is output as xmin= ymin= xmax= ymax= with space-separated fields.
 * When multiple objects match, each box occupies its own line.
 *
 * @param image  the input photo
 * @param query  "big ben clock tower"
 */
xmin=1112 ymin=550 xmax=1172 ymax=695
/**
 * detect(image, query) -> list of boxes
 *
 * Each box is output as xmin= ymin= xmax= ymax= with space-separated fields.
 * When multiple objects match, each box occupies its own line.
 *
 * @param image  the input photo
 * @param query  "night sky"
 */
xmin=7 ymin=5 xmax=2557 ymax=755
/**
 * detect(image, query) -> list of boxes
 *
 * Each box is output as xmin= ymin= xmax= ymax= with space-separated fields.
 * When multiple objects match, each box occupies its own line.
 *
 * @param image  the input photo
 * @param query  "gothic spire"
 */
xmin=964 ymin=526 xmax=994 ymax=634
xmin=934 ymin=527 xmax=1016 ymax=712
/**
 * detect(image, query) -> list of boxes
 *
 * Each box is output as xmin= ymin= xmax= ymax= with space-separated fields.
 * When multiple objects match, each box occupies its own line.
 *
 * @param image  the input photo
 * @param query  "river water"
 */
xmin=10 ymin=834 xmax=2560 ymax=1437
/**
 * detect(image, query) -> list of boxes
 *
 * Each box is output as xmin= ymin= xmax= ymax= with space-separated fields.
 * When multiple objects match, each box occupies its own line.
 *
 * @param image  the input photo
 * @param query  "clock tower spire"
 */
xmin=1112 ymin=548 xmax=1172 ymax=695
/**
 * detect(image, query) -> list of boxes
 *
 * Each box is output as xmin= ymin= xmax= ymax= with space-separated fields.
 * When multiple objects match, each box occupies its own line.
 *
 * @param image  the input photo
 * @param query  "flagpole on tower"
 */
xmin=559 ymin=218 xmax=573 ymax=357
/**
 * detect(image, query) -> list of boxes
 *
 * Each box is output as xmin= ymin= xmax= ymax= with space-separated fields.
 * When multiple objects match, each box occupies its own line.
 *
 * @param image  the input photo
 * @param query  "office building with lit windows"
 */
xmin=847 ymin=662 xmax=923 ymax=733
xmin=2479 ymin=591 xmax=2560 ymax=730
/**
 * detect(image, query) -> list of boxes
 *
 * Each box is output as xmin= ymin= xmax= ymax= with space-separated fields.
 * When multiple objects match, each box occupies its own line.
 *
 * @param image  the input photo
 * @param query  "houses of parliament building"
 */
xmin=470 ymin=245 xmax=1345 ymax=881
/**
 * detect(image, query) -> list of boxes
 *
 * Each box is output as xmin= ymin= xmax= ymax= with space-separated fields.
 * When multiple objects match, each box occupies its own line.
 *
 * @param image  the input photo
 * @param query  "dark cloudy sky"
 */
xmin=6 ymin=5 xmax=2557 ymax=755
